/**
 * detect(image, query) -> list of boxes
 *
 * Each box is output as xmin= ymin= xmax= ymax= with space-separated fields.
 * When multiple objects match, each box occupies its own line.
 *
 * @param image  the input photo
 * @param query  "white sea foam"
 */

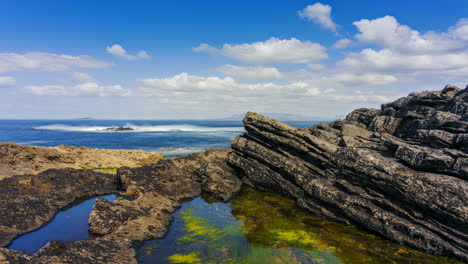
xmin=155 ymin=147 xmax=205 ymax=155
xmin=16 ymin=140 xmax=49 ymax=145
xmin=33 ymin=124 xmax=245 ymax=133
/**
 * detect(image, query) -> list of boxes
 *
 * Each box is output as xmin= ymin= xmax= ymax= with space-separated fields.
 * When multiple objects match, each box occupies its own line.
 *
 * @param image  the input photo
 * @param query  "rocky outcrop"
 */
xmin=0 ymin=168 xmax=119 ymax=247
xmin=104 ymin=126 xmax=134 ymax=132
xmin=0 ymin=149 xmax=241 ymax=263
xmin=228 ymin=85 xmax=468 ymax=261
xmin=0 ymin=143 xmax=164 ymax=180
xmin=88 ymin=149 xmax=242 ymax=242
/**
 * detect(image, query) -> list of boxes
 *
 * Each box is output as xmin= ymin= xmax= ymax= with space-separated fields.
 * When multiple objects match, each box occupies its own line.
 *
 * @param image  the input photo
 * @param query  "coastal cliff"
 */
xmin=228 ymin=85 xmax=468 ymax=261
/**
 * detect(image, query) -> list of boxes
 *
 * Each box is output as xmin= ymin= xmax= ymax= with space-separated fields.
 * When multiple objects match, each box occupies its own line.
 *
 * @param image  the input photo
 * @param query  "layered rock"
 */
xmin=0 ymin=143 xmax=164 ymax=180
xmin=228 ymin=85 xmax=468 ymax=261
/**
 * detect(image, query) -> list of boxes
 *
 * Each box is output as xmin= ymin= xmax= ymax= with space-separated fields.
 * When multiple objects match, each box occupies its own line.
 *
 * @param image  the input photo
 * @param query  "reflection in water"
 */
xmin=138 ymin=188 xmax=461 ymax=263
xmin=7 ymin=194 xmax=117 ymax=253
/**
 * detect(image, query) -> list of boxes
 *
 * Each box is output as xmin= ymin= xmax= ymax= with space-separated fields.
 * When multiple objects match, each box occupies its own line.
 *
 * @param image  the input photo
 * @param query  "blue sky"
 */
xmin=1 ymin=0 xmax=467 ymax=119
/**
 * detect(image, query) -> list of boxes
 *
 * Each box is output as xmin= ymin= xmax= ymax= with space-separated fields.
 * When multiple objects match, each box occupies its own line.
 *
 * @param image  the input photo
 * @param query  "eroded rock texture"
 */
xmin=0 ymin=168 xmax=118 ymax=247
xmin=88 ymin=149 xmax=242 ymax=242
xmin=0 ymin=149 xmax=241 ymax=263
xmin=228 ymin=85 xmax=468 ymax=261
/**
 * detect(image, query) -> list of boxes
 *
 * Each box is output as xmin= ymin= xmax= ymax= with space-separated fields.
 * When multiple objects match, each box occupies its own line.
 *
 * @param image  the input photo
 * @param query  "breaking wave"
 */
xmin=33 ymin=124 xmax=245 ymax=133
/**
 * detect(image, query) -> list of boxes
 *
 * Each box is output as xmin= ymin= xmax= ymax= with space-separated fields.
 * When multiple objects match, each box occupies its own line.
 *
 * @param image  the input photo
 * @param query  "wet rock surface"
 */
xmin=228 ymin=85 xmax=468 ymax=261
xmin=0 ymin=168 xmax=119 ymax=248
xmin=88 ymin=149 xmax=242 ymax=242
xmin=0 ymin=149 xmax=241 ymax=263
xmin=104 ymin=126 xmax=134 ymax=132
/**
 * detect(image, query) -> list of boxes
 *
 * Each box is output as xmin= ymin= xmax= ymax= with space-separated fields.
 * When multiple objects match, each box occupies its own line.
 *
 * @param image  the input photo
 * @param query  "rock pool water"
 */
xmin=7 ymin=194 xmax=117 ymax=253
xmin=137 ymin=188 xmax=461 ymax=264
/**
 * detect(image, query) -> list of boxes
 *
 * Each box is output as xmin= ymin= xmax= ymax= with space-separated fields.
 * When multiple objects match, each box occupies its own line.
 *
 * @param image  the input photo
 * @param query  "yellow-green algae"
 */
xmin=230 ymin=187 xmax=463 ymax=264
xmin=85 ymin=167 xmax=118 ymax=173
xmin=178 ymin=207 xmax=225 ymax=243
xmin=140 ymin=187 xmax=463 ymax=264
xmin=168 ymin=252 xmax=202 ymax=264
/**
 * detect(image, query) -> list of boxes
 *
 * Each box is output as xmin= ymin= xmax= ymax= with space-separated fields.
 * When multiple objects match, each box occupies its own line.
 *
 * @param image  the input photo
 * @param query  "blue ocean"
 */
xmin=0 ymin=119 xmax=320 ymax=157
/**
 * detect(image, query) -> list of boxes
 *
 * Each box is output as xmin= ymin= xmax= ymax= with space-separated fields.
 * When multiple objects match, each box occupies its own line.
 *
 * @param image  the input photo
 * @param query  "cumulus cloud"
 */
xmin=218 ymin=65 xmax=282 ymax=80
xmin=298 ymin=3 xmax=337 ymax=32
xmin=449 ymin=18 xmax=468 ymax=41
xmin=353 ymin=16 xmax=467 ymax=53
xmin=0 ymin=76 xmax=16 ymax=87
xmin=0 ymin=52 xmax=111 ymax=74
xmin=338 ymin=16 xmax=468 ymax=78
xmin=340 ymin=48 xmax=468 ymax=76
xmin=193 ymin=37 xmax=327 ymax=64
xmin=332 ymin=38 xmax=352 ymax=49
xmin=139 ymin=73 xmax=321 ymax=100
xmin=25 ymin=82 xmax=131 ymax=96
xmin=106 ymin=44 xmax=151 ymax=61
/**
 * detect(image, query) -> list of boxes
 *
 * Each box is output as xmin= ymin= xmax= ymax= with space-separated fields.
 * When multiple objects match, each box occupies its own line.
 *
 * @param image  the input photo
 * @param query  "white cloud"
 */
xmin=339 ymin=48 xmax=468 ymax=76
xmin=282 ymin=69 xmax=398 ymax=87
xmin=298 ymin=3 xmax=337 ymax=32
xmin=332 ymin=38 xmax=352 ymax=49
xmin=193 ymin=37 xmax=327 ymax=64
xmin=139 ymin=73 xmax=321 ymax=100
xmin=0 ymin=52 xmax=111 ymax=74
xmin=106 ymin=44 xmax=151 ymax=61
xmin=328 ymin=93 xmax=394 ymax=103
xmin=353 ymin=16 xmax=466 ymax=53
xmin=307 ymin=64 xmax=326 ymax=71
xmin=71 ymin=72 xmax=96 ymax=82
xmin=25 ymin=85 xmax=66 ymax=96
xmin=0 ymin=76 xmax=16 ymax=87
xmin=218 ymin=65 xmax=282 ymax=80
xmin=25 ymin=82 xmax=131 ymax=96
xmin=331 ymin=72 xmax=398 ymax=86
xmin=337 ymin=16 xmax=468 ymax=78
xmin=449 ymin=18 xmax=468 ymax=41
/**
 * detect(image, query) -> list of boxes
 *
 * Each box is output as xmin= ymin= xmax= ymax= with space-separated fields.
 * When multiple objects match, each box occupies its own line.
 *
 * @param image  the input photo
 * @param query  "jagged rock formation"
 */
xmin=88 ymin=149 xmax=241 ymax=242
xmin=228 ymin=85 xmax=468 ymax=261
xmin=0 ymin=143 xmax=164 ymax=180
xmin=0 ymin=149 xmax=241 ymax=263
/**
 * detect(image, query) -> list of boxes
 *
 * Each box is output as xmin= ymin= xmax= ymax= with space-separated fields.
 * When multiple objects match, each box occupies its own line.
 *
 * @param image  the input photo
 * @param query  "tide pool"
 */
xmin=7 ymin=194 xmax=117 ymax=253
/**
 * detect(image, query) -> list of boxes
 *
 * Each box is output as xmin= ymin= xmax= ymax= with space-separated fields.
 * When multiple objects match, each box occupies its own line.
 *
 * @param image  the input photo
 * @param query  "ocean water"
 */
xmin=0 ymin=120 xmax=320 ymax=157
xmin=1 ymin=120 xmax=463 ymax=263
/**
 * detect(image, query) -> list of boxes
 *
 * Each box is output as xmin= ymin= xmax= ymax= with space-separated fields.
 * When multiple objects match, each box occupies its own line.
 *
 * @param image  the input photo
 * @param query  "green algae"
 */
xmin=231 ymin=187 xmax=463 ymax=264
xmin=139 ymin=187 xmax=463 ymax=264
xmin=178 ymin=207 xmax=225 ymax=243
xmin=167 ymin=252 xmax=201 ymax=264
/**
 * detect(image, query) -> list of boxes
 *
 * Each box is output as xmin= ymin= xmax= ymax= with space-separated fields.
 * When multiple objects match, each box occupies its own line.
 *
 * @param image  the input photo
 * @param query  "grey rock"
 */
xmin=228 ymin=85 xmax=468 ymax=261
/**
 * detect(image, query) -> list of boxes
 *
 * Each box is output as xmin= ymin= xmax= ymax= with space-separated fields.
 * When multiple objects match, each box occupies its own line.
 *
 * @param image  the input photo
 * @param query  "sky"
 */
xmin=1 ymin=0 xmax=468 ymax=119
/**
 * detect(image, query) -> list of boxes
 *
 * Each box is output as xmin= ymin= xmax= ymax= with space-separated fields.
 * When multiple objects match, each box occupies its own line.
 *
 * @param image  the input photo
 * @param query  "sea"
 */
xmin=0 ymin=119 xmax=321 ymax=157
